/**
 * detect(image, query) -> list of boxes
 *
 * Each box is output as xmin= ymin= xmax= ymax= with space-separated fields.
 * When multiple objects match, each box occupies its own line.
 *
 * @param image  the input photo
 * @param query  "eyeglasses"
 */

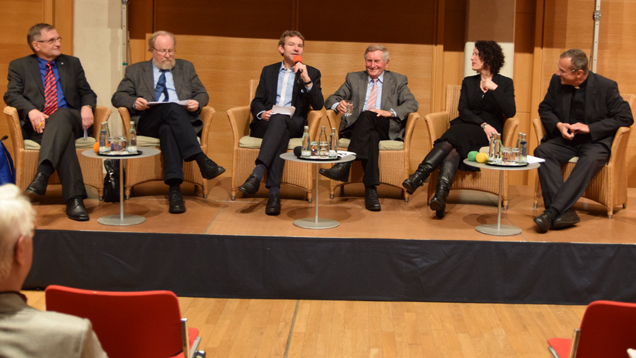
xmin=557 ymin=66 xmax=577 ymax=74
xmin=153 ymin=48 xmax=175 ymax=55
xmin=36 ymin=37 xmax=62 ymax=45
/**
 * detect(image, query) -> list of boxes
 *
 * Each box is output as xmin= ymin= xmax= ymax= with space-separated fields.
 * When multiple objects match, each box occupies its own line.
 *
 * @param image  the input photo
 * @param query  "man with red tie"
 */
xmin=4 ymin=23 xmax=97 ymax=221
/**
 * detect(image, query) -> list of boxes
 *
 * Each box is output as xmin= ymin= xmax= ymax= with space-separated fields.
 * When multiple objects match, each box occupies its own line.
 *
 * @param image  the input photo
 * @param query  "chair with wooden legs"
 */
xmin=117 ymin=106 xmax=216 ymax=199
xmin=531 ymin=92 xmax=634 ymax=218
xmin=226 ymin=79 xmax=323 ymax=202
xmin=3 ymin=105 xmax=112 ymax=199
xmin=425 ymin=85 xmax=519 ymax=209
xmin=323 ymin=110 xmax=420 ymax=202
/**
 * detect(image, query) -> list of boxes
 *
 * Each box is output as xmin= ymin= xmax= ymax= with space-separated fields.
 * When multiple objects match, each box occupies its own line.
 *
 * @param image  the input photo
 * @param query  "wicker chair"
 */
xmin=117 ymin=106 xmax=216 ymax=199
xmin=226 ymin=80 xmax=323 ymax=202
xmin=425 ymin=85 xmax=519 ymax=209
xmin=324 ymin=110 xmax=420 ymax=202
xmin=531 ymin=93 xmax=635 ymax=218
xmin=3 ymin=105 xmax=112 ymax=199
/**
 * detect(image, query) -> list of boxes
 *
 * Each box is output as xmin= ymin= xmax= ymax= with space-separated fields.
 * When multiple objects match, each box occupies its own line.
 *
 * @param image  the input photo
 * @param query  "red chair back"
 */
xmin=575 ymin=300 xmax=636 ymax=358
xmin=45 ymin=285 xmax=186 ymax=358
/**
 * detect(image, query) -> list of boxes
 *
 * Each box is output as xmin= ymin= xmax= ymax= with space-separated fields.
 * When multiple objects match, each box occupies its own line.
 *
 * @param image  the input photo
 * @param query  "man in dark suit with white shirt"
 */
xmin=238 ymin=30 xmax=324 ymax=216
xmin=4 ymin=23 xmax=96 ymax=221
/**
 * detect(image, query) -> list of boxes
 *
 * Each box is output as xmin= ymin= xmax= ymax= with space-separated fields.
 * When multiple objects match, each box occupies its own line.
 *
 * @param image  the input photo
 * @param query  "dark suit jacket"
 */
xmin=4 ymin=54 xmax=97 ymax=133
xmin=539 ymin=72 xmax=633 ymax=150
xmin=250 ymin=62 xmax=324 ymax=132
xmin=325 ymin=70 xmax=418 ymax=141
xmin=111 ymin=59 xmax=209 ymax=133
xmin=452 ymin=74 xmax=516 ymax=134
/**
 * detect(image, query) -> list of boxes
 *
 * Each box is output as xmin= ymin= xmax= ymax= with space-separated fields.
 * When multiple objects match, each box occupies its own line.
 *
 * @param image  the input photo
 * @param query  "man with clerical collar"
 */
xmin=533 ymin=49 xmax=633 ymax=232
xmin=0 ymin=184 xmax=107 ymax=357
xmin=237 ymin=30 xmax=324 ymax=216
xmin=112 ymin=30 xmax=225 ymax=214
xmin=4 ymin=23 xmax=97 ymax=221
xmin=319 ymin=44 xmax=418 ymax=211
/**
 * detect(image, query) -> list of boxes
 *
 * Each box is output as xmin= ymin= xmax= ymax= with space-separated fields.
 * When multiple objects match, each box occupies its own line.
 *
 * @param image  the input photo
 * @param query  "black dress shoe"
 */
xmin=319 ymin=163 xmax=351 ymax=182
xmin=265 ymin=194 xmax=281 ymax=216
xmin=364 ymin=187 xmax=381 ymax=212
xmin=25 ymin=172 xmax=49 ymax=197
xmin=534 ymin=210 xmax=556 ymax=233
xmin=239 ymin=174 xmax=261 ymax=195
xmin=200 ymin=159 xmax=226 ymax=180
xmin=551 ymin=209 xmax=580 ymax=229
xmin=168 ymin=191 xmax=186 ymax=214
xmin=66 ymin=197 xmax=89 ymax=221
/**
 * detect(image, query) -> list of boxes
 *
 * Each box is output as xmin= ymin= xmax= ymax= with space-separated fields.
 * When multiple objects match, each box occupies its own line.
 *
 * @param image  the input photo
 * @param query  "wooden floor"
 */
xmin=23 ymin=290 xmax=584 ymax=358
xmin=25 ymin=176 xmax=633 ymax=357
xmin=29 ymin=176 xmax=636 ymax=244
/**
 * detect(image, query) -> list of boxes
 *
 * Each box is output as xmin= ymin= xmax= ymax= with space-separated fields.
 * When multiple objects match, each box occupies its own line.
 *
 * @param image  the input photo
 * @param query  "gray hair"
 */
xmin=0 ymin=184 xmax=35 ymax=280
xmin=561 ymin=49 xmax=589 ymax=74
xmin=148 ymin=31 xmax=176 ymax=51
xmin=364 ymin=44 xmax=390 ymax=62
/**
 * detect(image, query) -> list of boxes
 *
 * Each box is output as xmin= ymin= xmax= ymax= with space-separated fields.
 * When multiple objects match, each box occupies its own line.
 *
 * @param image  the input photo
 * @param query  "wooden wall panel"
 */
xmin=161 ymin=35 xmax=434 ymax=176
xmin=154 ymin=0 xmax=294 ymax=40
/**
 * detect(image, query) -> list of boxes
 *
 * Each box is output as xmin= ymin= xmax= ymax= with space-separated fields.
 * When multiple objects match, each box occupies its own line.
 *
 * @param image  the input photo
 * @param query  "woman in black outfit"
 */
xmin=403 ymin=40 xmax=516 ymax=218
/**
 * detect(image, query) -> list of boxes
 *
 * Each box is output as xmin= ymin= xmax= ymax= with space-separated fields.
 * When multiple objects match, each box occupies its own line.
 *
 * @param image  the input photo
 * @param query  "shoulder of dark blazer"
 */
xmin=493 ymin=73 xmax=513 ymax=87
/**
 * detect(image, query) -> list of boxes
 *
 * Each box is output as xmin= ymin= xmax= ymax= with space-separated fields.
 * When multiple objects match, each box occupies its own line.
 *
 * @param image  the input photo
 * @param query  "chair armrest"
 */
xmin=199 ymin=106 xmax=216 ymax=147
xmin=423 ymin=112 xmax=450 ymax=149
xmin=118 ymin=107 xmax=132 ymax=133
xmin=501 ymin=117 xmax=520 ymax=147
xmin=92 ymin=105 xmax=112 ymax=138
xmin=226 ymin=105 xmax=252 ymax=147
xmin=532 ymin=118 xmax=544 ymax=144
xmin=608 ymin=126 xmax=632 ymax=166
xmin=307 ymin=110 xmax=324 ymax=140
xmin=3 ymin=106 xmax=24 ymax=151
xmin=403 ymin=112 xmax=420 ymax=152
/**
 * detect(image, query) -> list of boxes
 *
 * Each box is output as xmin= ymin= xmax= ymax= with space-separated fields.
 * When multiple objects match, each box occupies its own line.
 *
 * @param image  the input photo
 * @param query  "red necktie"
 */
xmin=43 ymin=62 xmax=58 ymax=116
xmin=366 ymin=79 xmax=378 ymax=110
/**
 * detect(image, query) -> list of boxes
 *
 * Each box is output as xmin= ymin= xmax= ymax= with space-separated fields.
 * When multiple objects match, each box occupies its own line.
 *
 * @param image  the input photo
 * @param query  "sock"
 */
xmin=37 ymin=161 xmax=54 ymax=177
xmin=166 ymin=179 xmax=182 ymax=194
xmin=252 ymin=164 xmax=267 ymax=180
xmin=269 ymin=187 xmax=280 ymax=196
xmin=195 ymin=153 xmax=211 ymax=167
xmin=546 ymin=207 xmax=558 ymax=217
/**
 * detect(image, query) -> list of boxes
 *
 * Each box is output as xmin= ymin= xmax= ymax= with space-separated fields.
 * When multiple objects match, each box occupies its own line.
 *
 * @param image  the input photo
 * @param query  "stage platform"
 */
xmin=24 ymin=177 xmax=636 ymax=305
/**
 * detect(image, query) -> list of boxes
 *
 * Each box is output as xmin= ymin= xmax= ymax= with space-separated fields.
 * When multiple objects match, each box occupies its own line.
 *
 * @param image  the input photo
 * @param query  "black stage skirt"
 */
xmin=434 ymin=122 xmax=489 ymax=171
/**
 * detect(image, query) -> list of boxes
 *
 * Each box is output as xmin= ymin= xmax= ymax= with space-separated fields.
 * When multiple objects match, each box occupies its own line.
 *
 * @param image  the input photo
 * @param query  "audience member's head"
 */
xmin=0 ymin=184 xmax=36 ymax=291
xmin=474 ymin=40 xmax=505 ymax=75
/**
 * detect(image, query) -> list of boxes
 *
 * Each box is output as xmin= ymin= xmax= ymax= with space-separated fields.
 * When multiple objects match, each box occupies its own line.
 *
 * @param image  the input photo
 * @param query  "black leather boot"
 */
xmin=429 ymin=159 xmax=458 ymax=218
xmin=402 ymin=148 xmax=447 ymax=195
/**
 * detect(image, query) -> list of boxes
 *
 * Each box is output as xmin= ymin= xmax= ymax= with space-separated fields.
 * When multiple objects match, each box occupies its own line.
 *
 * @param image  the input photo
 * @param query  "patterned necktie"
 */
xmin=43 ymin=62 xmax=58 ymax=116
xmin=366 ymin=79 xmax=378 ymax=110
xmin=155 ymin=70 xmax=169 ymax=102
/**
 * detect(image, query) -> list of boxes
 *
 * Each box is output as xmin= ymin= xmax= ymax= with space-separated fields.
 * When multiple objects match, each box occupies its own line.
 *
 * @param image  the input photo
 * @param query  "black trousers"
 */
xmin=534 ymin=137 xmax=609 ymax=214
xmin=138 ymin=103 xmax=202 ymax=184
xmin=344 ymin=111 xmax=391 ymax=187
xmin=251 ymin=114 xmax=303 ymax=189
xmin=26 ymin=108 xmax=87 ymax=201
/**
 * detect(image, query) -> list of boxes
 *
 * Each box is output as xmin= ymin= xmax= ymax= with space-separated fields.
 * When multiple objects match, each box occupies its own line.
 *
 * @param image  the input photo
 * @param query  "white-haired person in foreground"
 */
xmin=0 ymin=184 xmax=108 ymax=357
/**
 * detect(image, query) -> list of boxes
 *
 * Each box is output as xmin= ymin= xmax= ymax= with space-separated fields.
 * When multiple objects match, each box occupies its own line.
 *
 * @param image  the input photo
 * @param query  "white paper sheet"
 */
xmin=148 ymin=100 xmax=190 ymax=106
xmin=272 ymin=105 xmax=296 ymax=116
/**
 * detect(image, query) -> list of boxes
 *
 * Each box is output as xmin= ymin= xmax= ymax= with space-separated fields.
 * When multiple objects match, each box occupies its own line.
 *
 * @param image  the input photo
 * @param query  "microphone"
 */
xmin=293 ymin=55 xmax=303 ymax=75
xmin=293 ymin=146 xmax=302 ymax=158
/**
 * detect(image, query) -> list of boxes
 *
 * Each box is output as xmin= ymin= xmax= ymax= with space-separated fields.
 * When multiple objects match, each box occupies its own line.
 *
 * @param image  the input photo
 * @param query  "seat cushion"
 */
xmin=24 ymin=137 xmax=96 ymax=150
xmin=239 ymin=136 xmax=300 ymax=150
xmin=338 ymin=138 xmax=404 ymax=151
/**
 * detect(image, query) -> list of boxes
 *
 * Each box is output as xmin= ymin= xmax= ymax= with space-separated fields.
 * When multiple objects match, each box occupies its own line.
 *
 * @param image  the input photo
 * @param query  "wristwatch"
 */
xmin=480 ymin=123 xmax=488 ymax=129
